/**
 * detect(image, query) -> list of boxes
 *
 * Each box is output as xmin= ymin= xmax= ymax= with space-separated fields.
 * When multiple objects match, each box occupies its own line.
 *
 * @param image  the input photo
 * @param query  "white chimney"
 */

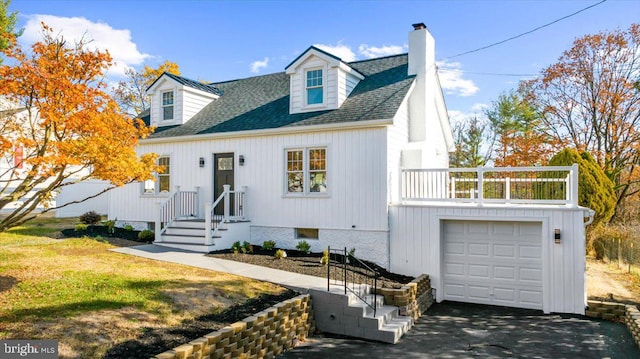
xmin=408 ymin=23 xmax=436 ymax=76
xmin=406 ymin=22 xmax=437 ymax=145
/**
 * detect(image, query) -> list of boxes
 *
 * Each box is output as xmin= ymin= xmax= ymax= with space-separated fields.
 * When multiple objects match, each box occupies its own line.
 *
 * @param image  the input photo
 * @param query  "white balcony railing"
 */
xmin=401 ymin=164 xmax=579 ymax=207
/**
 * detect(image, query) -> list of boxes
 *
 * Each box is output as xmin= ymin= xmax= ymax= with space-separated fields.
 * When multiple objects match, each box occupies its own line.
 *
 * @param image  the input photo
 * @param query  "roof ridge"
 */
xmin=348 ymin=52 xmax=408 ymax=65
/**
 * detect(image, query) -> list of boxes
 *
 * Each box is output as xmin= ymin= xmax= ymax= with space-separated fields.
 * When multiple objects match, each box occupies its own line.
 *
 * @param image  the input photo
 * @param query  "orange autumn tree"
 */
xmin=114 ymin=60 xmax=180 ymax=116
xmin=525 ymin=23 xmax=640 ymax=220
xmin=0 ymin=23 xmax=159 ymax=231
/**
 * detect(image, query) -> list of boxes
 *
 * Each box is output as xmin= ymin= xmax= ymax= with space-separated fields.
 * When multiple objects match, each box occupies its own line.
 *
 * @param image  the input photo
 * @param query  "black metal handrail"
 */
xmin=327 ymin=246 xmax=379 ymax=317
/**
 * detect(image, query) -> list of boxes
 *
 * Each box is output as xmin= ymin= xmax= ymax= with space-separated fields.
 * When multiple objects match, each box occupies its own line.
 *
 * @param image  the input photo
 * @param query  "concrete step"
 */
xmin=164 ymin=227 xmax=206 ymax=236
xmin=153 ymin=241 xmax=216 ymax=253
xmin=170 ymin=219 xmax=207 ymax=229
xmin=309 ymin=287 xmax=414 ymax=344
xmin=160 ymin=234 xmax=219 ymax=244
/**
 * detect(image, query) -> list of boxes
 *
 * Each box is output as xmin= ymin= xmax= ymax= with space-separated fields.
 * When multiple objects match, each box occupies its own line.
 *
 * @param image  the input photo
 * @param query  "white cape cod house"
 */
xmin=109 ymin=24 xmax=593 ymax=315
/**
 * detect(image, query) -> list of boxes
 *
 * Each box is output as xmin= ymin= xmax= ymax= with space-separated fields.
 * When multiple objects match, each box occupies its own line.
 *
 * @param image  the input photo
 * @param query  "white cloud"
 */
xmin=436 ymin=60 xmax=479 ymax=97
xmin=313 ymin=43 xmax=356 ymax=62
xmin=358 ymin=44 xmax=406 ymax=59
xmin=21 ymin=15 xmax=150 ymax=77
xmin=250 ymin=57 xmax=269 ymax=73
xmin=447 ymin=103 xmax=488 ymax=127
xmin=470 ymin=103 xmax=489 ymax=112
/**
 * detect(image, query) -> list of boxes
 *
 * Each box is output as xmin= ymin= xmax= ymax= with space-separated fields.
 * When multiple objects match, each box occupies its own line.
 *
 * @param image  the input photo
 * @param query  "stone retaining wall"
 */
xmin=375 ymin=274 xmax=434 ymax=320
xmin=586 ymin=300 xmax=640 ymax=348
xmin=154 ymin=294 xmax=314 ymax=359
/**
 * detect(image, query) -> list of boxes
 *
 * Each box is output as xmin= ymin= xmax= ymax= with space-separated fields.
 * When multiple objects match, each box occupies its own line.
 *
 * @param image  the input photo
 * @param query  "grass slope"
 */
xmin=0 ymin=217 xmax=286 ymax=358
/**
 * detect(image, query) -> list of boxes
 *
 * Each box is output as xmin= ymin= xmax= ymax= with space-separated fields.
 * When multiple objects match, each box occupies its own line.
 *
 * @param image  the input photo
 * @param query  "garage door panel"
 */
xmin=444 ymin=283 xmax=466 ymax=298
xmin=468 ymin=243 xmax=490 ymax=256
xmin=493 ymin=222 xmax=516 ymax=235
xmin=445 ymin=242 xmax=465 ymax=255
xmin=444 ymin=262 xmax=465 ymax=276
xmin=468 ymin=222 xmax=490 ymax=234
xmin=493 ymin=287 xmax=516 ymax=302
xmin=468 ymin=264 xmax=490 ymax=278
xmin=494 ymin=266 xmax=515 ymax=280
xmin=493 ymin=244 xmax=515 ymax=258
xmin=519 ymin=246 xmax=542 ymax=259
xmin=520 ymin=289 xmax=543 ymax=306
xmin=519 ymin=267 xmax=542 ymax=282
xmin=468 ymin=285 xmax=491 ymax=300
xmin=443 ymin=220 xmax=543 ymax=310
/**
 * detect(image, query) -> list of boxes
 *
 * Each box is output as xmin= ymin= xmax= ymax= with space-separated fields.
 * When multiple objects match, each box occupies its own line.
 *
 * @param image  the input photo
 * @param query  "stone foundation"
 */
xmin=153 ymin=294 xmax=315 ymax=359
xmin=586 ymin=300 xmax=640 ymax=349
xmin=375 ymin=274 xmax=434 ymax=320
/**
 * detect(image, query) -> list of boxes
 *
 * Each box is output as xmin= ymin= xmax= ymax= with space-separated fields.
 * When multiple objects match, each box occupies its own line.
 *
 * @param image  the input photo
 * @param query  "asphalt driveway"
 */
xmin=281 ymin=301 xmax=639 ymax=358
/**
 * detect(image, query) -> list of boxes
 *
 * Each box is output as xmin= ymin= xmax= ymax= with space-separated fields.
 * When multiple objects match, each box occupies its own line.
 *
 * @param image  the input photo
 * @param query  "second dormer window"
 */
xmin=162 ymin=91 xmax=174 ymax=121
xmin=306 ymin=69 xmax=323 ymax=105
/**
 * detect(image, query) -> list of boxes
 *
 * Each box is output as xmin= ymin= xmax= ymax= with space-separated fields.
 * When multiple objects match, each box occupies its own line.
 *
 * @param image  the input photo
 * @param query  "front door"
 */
xmin=214 ymin=153 xmax=234 ymax=216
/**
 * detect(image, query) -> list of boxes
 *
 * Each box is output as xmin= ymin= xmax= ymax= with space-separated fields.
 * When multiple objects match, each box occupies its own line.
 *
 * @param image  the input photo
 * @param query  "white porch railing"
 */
xmin=155 ymin=186 xmax=200 ymax=242
xmin=204 ymin=185 xmax=247 ymax=245
xmin=401 ymin=164 xmax=579 ymax=207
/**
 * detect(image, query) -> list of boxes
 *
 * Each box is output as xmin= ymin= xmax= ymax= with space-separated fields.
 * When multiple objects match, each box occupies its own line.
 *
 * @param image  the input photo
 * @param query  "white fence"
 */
xmin=401 ymin=164 xmax=579 ymax=206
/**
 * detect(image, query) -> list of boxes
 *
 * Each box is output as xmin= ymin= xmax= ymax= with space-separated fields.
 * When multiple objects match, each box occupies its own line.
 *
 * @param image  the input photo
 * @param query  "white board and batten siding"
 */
xmin=389 ymin=204 xmax=588 ymax=314
xmin=109 ymin=126 xmax=389 ymax=232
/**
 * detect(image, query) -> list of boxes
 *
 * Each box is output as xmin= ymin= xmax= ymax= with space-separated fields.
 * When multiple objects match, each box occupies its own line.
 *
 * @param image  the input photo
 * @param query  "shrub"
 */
xmin=262 ymin=240 xmax=276 ymax=251
xmin=124 ymin=224 xmax=135 ymax=231
xmin=320 ymin=249 xmax=329 ymax=265
xmin=232 ymin=241 xmax=242 ymax=254
xmin=242 ymin=241 xmax=253 ymax=254
xmin=274 ymin=249 xmax=287 ymax=259
xmin=104 ymin=220 xmax=116 ymax=234
xmin=74 ymin=223 xmax=87 ymax=232
xmin=548 ymin=149 xmax=615 ymax=226
xmin=79 ymin=211 xmax=101 ymax=225
xmin=138 ymin=229 xmax=155 ymax=242
xmin=296 ymin=240 xmax=311 ymax=254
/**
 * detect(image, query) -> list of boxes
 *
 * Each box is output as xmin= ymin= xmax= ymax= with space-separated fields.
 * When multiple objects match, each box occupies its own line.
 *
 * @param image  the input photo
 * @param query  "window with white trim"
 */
xmin=162 ymin=91 xmax=174 ymax=121
xmin=286 ymin=147 xmax=327 ymax=194
xmin=306 ymin=69 xmax=323 ymax=105
xmin=144 ymin=156 xmax=171 ymax=194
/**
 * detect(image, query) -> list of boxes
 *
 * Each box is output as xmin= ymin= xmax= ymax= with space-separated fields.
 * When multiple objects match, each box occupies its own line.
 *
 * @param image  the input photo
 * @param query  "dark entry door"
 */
xmin=214 ymin=153 xmax=234 ymax=216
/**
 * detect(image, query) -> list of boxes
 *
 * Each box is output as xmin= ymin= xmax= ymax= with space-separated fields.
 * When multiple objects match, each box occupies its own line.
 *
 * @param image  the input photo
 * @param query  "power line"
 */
xmin=440 ymin=0 xmax=607 ymax=61
xmin=437 ymin=69 xmax=539 ymax=77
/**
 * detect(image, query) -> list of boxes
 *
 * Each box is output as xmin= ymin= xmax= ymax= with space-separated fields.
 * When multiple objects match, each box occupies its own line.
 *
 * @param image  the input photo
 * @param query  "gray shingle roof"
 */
xmin=149 ymin=54 xmax=414 ymax=139
xmin=147 ymin=72 xmax=222 ymax=96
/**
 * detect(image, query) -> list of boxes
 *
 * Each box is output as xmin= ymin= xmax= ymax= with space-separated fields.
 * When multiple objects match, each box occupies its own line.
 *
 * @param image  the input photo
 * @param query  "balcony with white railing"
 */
xmin=401 ymin=164 xmax=579 ymax=207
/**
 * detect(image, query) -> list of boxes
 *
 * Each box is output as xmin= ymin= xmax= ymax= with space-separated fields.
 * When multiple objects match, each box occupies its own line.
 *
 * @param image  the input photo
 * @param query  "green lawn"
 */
xmin=0 ymin=217 xmax=284 ymax=358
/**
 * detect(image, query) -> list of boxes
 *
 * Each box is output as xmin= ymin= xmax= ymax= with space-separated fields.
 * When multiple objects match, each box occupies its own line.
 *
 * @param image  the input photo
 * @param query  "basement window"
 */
xmin=295 ymin=228 xmax=318 ymax=240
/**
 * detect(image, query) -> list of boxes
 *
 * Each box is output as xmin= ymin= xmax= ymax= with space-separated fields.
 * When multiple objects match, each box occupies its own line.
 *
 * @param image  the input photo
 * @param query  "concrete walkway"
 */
xmin=111 ymin=244 xmax=327 ymax=292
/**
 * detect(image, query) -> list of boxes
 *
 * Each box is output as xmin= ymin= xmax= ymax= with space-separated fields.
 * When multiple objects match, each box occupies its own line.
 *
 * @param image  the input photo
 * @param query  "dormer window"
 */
xmin=162 ymin=91 xmax=174 ymax=121
xmin=306 ymin=69 xmax=323 ymax=105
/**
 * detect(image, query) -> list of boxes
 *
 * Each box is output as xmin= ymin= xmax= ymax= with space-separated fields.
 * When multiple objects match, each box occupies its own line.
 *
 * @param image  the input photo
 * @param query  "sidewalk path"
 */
xmin=111 ymin=244 xmax=327 ymax=292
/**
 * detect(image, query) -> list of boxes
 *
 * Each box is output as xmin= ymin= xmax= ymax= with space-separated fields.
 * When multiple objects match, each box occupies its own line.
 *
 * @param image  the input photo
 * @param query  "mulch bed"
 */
xmin=60 ymin=225 xmax=149 ymax=246
xmin=102 ymin=289 xmax=298 ymax=359
xmin=207 ymin=248 xmax=414 ymax=288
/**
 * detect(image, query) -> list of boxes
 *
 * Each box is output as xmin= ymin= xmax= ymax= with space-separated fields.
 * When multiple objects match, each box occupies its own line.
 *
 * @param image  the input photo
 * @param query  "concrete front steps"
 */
xmin=154 ymin=218 xmax=249 ymax=252
xmin=309 ymin=285 xmax=414 ymax=344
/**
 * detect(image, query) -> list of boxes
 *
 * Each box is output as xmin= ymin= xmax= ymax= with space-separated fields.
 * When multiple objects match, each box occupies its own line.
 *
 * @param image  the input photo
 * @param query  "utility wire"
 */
xmin=440 ymin=0 xmax=607 ymax=61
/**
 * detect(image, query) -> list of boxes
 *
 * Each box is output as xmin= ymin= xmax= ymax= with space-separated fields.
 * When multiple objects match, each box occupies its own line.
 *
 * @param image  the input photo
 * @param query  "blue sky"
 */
xmin=8 ymin=0 xmax=640 ymax=121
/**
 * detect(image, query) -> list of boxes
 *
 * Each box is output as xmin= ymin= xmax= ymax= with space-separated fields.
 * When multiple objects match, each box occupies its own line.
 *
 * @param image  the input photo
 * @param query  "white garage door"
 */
xmin=442 ymin=220 xmax=543 ymax=310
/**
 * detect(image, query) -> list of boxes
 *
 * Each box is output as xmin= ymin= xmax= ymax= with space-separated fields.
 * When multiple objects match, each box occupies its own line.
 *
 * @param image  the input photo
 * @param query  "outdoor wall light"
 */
xmin=239 ymin=155 xmax=245 ymax=166
xmin=554 ymin=229 xmax=561 ymax=244
xmin=199 ymin=157 xmax=205 ymax=168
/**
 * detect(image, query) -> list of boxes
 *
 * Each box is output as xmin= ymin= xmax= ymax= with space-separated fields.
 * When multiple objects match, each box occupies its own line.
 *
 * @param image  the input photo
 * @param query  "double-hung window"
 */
xmin=306 ymin=69 xmax=323 ymax=105
xmin=162 ymin=91 xmax=174 ymax=121
xmin=286 ymin=147 xmax=327 ymax=194
xmin=144 ymin=156 xmax=171 ymax=194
